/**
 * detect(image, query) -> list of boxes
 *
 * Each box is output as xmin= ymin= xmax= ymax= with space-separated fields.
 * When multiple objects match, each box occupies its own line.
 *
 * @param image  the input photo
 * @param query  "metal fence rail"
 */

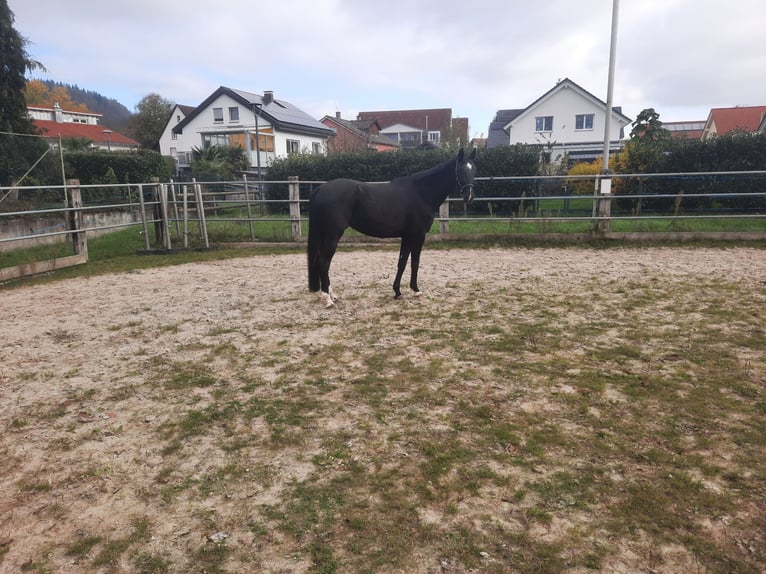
xmin=2 ymin=170 xmax=765 ymax=271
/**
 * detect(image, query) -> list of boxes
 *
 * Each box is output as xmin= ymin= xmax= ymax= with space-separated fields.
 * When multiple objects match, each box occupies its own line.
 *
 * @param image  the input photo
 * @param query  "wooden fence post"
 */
xmin=289 ymin=176 xmax=302 ymax=240
xmin=439 ymin=200 xmax=450 ymax=236
xmin=67 ymin=179 xmax=88 ymax=259
xmin=151 ymin=177 xmax=166 ymax=249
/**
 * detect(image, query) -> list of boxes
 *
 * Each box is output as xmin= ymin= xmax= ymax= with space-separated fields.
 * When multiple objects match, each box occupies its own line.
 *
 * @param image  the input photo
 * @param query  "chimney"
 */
xmin=263 ymin=91 xmax=274 ymax=105
xmin=54 ymin=102 xmax=63 ymax=123
xmin=336 ymin=111 xmax=341 ymax=119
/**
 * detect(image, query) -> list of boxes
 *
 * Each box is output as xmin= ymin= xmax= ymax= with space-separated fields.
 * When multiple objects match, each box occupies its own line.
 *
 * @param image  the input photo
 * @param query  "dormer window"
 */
xmin=213 ymin=107 xmax=224 ymax=123
xmin=229 ymin=107 xmax=239 ymax=122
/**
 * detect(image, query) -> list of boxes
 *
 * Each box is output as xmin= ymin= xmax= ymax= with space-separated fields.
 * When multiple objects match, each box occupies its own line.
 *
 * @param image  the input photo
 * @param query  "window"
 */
xmin=250 ymin=132 xmax=275 ymax=152
xmin=535 ymin=116 xmax=553 ymax=132
xmin=202 ymin=133 xmax=230 ymax=148
xmin=172 ymin=131 xmax=177 ymax=140
xmin=576 ymin=114 xmax=594 ymax=130
xmin=213 ymin=107 xmax=224 ymax=123
xmin=428 ymin=131 xmax=440 ymax=144
xmin=229 ymin=107 xmax=239 ymax=122
xmin=312 ymin=142 xmax=321 ymax=155
xmin=286 ymin=139 xmax=300 ymax=155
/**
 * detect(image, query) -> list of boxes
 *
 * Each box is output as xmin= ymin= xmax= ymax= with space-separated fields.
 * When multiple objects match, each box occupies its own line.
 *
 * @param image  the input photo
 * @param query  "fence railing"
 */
xmin=2 ymin=171 xmax=766 ymax=279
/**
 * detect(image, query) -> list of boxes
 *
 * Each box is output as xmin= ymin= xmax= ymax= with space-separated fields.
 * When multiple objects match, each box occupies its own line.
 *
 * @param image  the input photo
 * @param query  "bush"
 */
xmin=65 ymin=149 xmax=172 ymax=186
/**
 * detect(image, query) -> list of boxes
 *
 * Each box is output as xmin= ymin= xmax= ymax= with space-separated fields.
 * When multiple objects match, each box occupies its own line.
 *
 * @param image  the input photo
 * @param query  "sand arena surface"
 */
xmin=1 ymin=247 xmax=764 ymax=572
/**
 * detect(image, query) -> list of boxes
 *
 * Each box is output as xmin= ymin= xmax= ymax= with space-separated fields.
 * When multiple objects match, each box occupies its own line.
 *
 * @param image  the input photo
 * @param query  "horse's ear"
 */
xmin=457 ymin=148 xmax=465 ymax=161
xmin=469 ymin=147 xmax=477 ymax=161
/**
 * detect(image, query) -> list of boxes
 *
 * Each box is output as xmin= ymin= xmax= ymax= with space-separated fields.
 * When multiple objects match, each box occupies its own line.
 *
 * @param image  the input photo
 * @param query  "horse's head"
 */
xmin=456 ymin=147 xmax=477 ymax=205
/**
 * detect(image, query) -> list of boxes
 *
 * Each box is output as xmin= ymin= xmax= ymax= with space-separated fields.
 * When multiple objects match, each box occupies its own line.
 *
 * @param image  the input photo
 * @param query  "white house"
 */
xmin=158 ymin=104 xmax=196 ymax=166
xmin=159 ymin=87 xmax=335 ymax=177
xmin=488 ymin=78 xmax=631 ymax=163
xmin=28 ymin=104 xmax=139 ymax=151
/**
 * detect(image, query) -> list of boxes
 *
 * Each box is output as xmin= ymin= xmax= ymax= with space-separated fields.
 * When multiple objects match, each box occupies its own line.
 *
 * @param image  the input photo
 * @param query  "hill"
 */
xmin=35 ymin=80 xmax=133 ymax=131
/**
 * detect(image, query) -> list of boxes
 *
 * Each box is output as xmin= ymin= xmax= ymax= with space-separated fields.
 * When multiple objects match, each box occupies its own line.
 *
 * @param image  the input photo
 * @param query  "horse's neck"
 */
xmin=412 ymin=158 xmax=455 ymax=208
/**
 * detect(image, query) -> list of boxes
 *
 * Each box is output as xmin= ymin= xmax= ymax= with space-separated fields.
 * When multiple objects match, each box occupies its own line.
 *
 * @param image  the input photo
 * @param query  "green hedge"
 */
xmin=67 ymin=150 xmax=173 ymax=182
xmin=616 ymin=133 xmax=766 ymax=213
xmin=265 ymin=146 xmax=541 ymax=215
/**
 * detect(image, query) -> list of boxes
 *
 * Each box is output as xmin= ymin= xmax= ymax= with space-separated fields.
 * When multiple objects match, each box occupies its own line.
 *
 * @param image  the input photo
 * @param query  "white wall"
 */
xmin=509 ymin=87 xmax=627 ymax=146
xmin=160 ymin=94 xmax=327 ymax=173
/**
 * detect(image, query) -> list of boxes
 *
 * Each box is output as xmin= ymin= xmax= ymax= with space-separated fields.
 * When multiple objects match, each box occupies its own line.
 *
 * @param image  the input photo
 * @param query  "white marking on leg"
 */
xmin=328 ymin=285 xmax=339 ymax=302
xmin=414 ymin=291 xmax=423 ymax=297
xmin=321 ymin=292 xmax=335 ymax=308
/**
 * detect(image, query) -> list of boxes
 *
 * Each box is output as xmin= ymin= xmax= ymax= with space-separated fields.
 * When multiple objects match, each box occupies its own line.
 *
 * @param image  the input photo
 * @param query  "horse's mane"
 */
xmin=409 ymin=155 xmax=456 ymax=183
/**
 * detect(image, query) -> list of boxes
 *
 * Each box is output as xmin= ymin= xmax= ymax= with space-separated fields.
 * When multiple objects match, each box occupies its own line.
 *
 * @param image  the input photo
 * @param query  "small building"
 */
xmin=29 ymin=104 xmax=139 ymax=151
xmin=320 ymin=113 xmax=399 ymax=153
xmin=159 ymin=87 xmax=335 ymax=177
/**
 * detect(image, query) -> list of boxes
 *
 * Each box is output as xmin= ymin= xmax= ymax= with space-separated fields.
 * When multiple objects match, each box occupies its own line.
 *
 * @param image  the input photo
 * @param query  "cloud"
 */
xmin=10 ymin=0 xmax=766 ymax=135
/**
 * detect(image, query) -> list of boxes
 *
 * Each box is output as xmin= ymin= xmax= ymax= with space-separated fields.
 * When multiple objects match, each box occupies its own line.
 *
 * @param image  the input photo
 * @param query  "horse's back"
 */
xmin=311 ymin=177 xmax=431 ymax=238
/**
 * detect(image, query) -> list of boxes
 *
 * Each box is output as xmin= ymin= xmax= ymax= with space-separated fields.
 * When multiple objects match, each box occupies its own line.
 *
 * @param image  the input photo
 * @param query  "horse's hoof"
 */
xmin=394 ymin=294 xmax=402 ymax=300
xmin=413 ymin=290 xmax=423 ymax=297
xmin=321 ymin=293 xmax=335 ymax=308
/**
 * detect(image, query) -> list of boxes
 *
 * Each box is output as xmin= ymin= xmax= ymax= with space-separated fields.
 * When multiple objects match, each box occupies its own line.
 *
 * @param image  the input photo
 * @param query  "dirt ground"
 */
xmin=1 ymin=246 xmax=764 ymax=573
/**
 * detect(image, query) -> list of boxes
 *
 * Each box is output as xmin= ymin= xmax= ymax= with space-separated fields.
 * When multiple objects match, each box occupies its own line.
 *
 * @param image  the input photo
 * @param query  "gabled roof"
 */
xmin=177 ymin=104 xmax=195 ymax=116
xmin=487 ymin=109 xmax=523 ymax=147
xmin=34 ymin=120 xmax=139 ymax=146
xmin=173 ymin=86 xmax=334 ymax=138
xmin=503 ymin=78 xmax=631 ymax=130
xmin=380 ymin=122 xmax=422 ymax=134
xmin=488 ymin=78 xmax=631 ymax=147
xmin=702 ymin=105 xmax=766 ymax=138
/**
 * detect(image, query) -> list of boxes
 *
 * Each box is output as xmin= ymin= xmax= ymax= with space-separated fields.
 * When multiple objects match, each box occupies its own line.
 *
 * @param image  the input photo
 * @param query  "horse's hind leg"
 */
xmin=408 ymin=234 xmax=426 ymax=295
xmin=319 ymin=236 xmax=341 ymax=307
xmin=393 ymin=237 xmax=412 ymax=299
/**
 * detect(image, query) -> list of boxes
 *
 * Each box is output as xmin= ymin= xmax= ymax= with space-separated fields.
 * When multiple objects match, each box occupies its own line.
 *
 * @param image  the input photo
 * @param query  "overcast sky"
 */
xmin=11 ymin=0 xmax=766 ymax=139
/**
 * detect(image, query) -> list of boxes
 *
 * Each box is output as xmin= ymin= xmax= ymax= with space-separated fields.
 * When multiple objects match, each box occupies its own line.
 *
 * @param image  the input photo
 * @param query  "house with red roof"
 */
xmin=320 ymin=113 xmax=399 ymax=153
xmin=28 ymin=103 xmax=139 ymax=151
xmin=701 ymin=106 xmax=766 ymax=140
xmin=662 ymin=121 xmax=706 ymax=140
xmin=355 ymin=108 xmax=469 ymax=149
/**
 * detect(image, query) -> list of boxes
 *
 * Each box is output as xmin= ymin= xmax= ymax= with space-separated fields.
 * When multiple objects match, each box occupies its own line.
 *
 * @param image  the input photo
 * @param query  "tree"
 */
xmin=191 ymin=145 xmax=248 ymax=180
xmin=127 ymin=93 xmax=173 ymax=150
xmin=24 ymin=79 xmax=89 ymax=112
xmin=567 ymin=157 xmax=603 ymax=195
xmin=0 ymin=0 xmax=50 ymax=187
xmin=629 ymin=108 xmax=670 ymax=142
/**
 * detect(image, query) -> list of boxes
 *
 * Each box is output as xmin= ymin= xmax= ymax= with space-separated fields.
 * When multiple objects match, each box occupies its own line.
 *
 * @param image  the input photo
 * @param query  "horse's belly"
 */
xmin=350 ymin=221 xmax=402 ymax=239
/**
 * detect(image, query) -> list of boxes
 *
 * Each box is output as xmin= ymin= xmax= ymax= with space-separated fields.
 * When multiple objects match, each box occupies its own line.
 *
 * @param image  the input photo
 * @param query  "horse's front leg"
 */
xmin=408 ymin=234 xmax=426 ymax=295
xmin=393 ymin=238 xmax=412 ymax=299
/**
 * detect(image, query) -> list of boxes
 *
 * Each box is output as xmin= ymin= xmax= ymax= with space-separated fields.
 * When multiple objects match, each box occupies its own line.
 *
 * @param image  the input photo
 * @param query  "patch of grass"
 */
xmin=64 ymin=535 xmax=103 ymax=558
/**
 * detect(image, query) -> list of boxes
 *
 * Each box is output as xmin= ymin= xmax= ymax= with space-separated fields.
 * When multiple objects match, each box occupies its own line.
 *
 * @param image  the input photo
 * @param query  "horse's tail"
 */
xmin=307 ymin=196 xmax=321 ymax=292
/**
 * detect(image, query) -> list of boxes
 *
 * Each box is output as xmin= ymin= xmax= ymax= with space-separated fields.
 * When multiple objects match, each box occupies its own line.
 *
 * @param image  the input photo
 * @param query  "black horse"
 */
xmin=307 ymin=147 xmax=477 ymax=306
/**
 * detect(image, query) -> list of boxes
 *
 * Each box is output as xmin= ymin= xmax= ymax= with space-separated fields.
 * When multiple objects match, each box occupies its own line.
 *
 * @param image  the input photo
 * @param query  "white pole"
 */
xmin=596 ymin=0 xmax=620 ymax=233
xmin=602 ymin=0 xmax=620 ymax=171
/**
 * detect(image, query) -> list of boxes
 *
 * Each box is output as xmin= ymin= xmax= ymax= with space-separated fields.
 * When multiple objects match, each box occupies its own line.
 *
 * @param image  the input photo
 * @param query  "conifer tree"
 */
xmin=0 ymin=0 xmax=47 ymax=186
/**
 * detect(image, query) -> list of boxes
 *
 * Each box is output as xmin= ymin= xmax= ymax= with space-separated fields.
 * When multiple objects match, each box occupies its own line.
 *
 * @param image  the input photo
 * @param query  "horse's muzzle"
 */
xmin=462 ymin=185 xmax=475 ymax=205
